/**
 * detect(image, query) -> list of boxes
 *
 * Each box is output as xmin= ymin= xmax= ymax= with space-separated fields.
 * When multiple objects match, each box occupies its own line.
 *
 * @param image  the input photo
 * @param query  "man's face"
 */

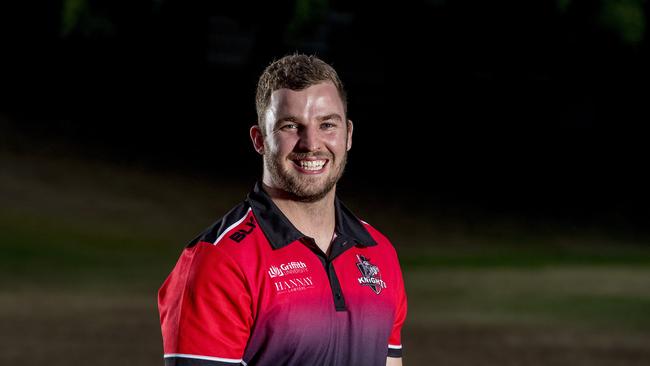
xmin=254 ymin=81 xmax=352 ymax=202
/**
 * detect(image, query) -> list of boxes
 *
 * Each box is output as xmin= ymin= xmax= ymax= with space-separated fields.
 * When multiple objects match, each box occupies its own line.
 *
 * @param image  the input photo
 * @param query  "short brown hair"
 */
xmin=255 ymin=54 xmax=347 ymax=125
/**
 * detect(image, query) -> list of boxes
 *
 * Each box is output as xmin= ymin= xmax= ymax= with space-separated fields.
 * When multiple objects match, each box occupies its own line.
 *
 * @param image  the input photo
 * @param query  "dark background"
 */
xmin=2 ymin=2 xmax=650 ymax=366
xmin=2 ymin=0 xmax=649 ymax=231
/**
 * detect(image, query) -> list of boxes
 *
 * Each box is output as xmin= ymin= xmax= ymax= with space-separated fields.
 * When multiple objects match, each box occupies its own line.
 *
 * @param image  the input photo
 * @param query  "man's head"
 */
xmin=250 ymin=54 xmax=353 ymax=202
xmin=255 ymin=54 xmax=347 ymax=127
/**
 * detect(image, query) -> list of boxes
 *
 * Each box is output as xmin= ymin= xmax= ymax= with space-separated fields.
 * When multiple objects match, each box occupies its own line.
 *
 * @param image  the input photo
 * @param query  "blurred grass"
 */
xmin=405 ymin=267 xmax=650 ymax=332
xmin=1 ymin=150 xmax=650 ymax=365
xmin=0 ymin=151 xmax=247 ymax=289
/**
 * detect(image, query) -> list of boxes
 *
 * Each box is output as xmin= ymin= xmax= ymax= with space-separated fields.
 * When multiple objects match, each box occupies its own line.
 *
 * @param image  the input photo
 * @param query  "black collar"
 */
xmin=246 ymin=181 xmax=377 ymax=250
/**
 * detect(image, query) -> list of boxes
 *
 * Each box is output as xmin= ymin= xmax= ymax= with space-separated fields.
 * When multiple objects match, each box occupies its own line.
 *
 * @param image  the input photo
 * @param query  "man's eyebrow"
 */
xmin=275 ymin=116 xmax=300 ymax=125
xmin=318 ymin=114 xmax=343 ymax=121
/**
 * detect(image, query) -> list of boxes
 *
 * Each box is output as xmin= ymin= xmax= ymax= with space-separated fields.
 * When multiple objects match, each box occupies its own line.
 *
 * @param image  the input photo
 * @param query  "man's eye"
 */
xmin=281 ymin=124 xmax=298 ymax=130
xmin=321 ymin=122 xmax=335 ymax=129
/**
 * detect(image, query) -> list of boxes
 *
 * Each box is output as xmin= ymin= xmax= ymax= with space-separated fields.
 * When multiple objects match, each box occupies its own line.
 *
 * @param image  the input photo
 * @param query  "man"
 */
xmin=158 ymin=54 xmax=407 ymax=366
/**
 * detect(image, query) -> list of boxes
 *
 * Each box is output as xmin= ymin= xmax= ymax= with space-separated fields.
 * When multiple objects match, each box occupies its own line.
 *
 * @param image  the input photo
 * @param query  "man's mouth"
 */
xmin=292 ymin=159 xmax=328 ymax=172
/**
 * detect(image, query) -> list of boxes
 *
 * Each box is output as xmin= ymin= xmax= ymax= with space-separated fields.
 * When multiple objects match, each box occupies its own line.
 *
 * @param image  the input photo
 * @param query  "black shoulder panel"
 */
xmin=185 ymin=201 xmax=251 ymax=248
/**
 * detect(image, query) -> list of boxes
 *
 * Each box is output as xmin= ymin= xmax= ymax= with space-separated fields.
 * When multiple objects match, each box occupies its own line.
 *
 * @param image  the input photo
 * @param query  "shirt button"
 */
xmin=335 ymin=293 xmax=342 ymax=300
xmin=341 ymin=241 xmax=347 ymax=247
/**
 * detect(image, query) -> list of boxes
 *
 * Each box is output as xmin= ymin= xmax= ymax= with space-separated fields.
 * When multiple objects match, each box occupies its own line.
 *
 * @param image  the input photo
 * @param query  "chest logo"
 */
xmin=267 ymin=261 xmax=309 ymax=278
xmin=268 ymin=261 xmax=313 ymax=294
xmin=356 ymin=254 xmax=387 ymax=294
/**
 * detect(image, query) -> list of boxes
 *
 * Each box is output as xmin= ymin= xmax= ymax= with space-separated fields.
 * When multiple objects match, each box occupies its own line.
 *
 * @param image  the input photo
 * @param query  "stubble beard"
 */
xmin=264 ymin=145 xmax=347 ymax=203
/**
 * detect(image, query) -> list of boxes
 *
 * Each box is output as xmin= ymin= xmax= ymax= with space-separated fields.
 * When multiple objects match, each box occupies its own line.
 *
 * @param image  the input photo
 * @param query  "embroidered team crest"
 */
xmin=355 ymin=254 xmax=387 ymax=294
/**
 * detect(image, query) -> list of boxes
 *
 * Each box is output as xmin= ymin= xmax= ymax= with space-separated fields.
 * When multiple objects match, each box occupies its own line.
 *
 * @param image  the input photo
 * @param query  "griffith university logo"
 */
xmin=267 ymin=261 xmax=308 ymax=278
xmin=268 ymin=261 xmax=313 ymax=294
xmin=356 ymin=254 xmax=387 ymax=294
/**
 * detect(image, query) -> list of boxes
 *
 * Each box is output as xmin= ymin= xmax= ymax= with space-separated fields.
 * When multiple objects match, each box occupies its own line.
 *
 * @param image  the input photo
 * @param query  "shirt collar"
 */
xmin=246 ymin=181 xmax=377 ymax=250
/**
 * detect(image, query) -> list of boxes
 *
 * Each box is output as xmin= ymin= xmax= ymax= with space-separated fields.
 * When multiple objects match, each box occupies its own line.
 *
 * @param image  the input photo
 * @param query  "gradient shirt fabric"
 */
xmin=158 ymin=182 xmax=407 ymax=366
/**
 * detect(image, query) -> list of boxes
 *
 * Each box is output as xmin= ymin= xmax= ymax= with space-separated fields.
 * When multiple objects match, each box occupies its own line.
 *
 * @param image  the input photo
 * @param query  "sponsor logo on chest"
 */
xmin=268 ymin=261 xmax=314 ymax=294
xmin=273 ymin=276 xmax=314 ymax=293
xmin=267 ymin=261 xmax=308 ymax=277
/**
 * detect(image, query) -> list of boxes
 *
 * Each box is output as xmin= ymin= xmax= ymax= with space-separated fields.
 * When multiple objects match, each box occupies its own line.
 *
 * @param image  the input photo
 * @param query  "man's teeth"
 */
xmin=297 ymin=160 xmax=326 ymax=170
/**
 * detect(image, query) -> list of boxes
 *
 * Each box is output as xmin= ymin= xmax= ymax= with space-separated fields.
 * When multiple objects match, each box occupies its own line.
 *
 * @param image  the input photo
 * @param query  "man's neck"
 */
xmin=262 ymin=183 xmax=337 ymax=255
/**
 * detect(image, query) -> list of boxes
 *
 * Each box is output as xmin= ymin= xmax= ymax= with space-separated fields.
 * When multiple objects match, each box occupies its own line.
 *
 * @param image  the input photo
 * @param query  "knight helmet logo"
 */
xmin=355 ymin=254 xmax=387 ymax=294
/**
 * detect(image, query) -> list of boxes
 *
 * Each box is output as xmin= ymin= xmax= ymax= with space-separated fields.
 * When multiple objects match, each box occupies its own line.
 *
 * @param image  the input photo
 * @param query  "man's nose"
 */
xmin=297 ymin=125 xmax=320 ymax=151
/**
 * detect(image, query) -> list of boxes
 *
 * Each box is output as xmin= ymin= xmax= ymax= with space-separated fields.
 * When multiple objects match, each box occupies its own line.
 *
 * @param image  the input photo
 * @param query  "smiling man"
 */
xmin=158 ymin=54 xmax=407 ymax=366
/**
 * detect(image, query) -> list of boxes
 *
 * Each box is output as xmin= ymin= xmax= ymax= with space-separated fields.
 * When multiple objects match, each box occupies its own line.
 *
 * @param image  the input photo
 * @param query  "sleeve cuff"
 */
xmin=387 ymin=344 xmax=403 ymax=358
xmin=164 ymin=354 xmax=245 ymax=366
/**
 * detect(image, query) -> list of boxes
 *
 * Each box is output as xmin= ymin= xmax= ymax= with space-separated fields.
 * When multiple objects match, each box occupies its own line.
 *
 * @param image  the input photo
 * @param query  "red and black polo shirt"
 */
xmin=158 ymin=182 xmax=407 ymax=366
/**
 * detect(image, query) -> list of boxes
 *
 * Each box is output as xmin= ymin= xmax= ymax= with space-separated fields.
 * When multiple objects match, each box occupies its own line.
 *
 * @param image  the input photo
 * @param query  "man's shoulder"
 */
xmin=171 ymin=200 xmax=266 ymax=278
xmin=356 ymin=219 xmax=395 ymax=248
xmin=356 ymin=220 xmax=404 ymax=275
xmin=185 ymin=201 xmax=254 ymax=248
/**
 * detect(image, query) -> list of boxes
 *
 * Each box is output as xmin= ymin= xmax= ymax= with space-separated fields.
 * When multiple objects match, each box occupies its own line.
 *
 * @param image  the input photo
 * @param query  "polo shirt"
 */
xmin=158 ymin=182 xmax=407 ymax=366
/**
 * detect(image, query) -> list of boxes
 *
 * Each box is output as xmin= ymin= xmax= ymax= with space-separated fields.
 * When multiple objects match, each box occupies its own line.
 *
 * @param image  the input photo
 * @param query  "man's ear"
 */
xmin=250 ymin=125 xmax=265 ymax=155
xmin=346 ymin=119 xmax=354 ymax=151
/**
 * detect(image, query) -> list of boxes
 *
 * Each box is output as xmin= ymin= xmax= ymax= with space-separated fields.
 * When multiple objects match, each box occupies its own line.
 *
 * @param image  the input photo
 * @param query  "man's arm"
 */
xmin=158 ymin=243 xmax=253 ymax=364
xmin=387 ymin=357 xmax=403 ymax=366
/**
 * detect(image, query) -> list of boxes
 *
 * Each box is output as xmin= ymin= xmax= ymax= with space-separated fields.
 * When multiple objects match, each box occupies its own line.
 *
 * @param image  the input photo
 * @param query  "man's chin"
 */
xmin=293 ymin=189 xmax=329 ymax=202
xmin=288 ymin=184 xmax=331 ymax=202
xmin=283 ymin=177 xmax=335 ymax=202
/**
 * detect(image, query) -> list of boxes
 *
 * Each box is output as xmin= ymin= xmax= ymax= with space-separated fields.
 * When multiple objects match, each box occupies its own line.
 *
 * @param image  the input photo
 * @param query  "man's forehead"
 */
xmin=268 ymin=82 xmax=344 ymax=113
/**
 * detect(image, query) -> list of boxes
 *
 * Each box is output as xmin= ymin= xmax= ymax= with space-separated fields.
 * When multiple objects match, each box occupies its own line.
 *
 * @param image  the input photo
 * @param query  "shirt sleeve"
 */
xmin=158 ymin=242 xmax=252 ymax=366
xmin=387 ymin=257 xmax=407 ymax=358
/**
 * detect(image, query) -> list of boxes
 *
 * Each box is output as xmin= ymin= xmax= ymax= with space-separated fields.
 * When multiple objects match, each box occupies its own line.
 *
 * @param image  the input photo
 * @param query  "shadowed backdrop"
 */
xmin=1 ymin=1 xmax=649 ymax=365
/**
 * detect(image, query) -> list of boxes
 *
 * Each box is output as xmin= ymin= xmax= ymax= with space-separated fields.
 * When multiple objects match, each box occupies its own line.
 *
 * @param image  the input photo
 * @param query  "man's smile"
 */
xmin=291 ymin=158 xmax=329 ymax=173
